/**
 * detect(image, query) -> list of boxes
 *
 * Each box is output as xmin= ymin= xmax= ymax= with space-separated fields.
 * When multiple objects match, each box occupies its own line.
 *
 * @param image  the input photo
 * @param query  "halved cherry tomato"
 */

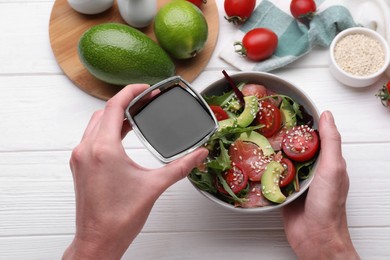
xmin=256 ymin=100 xmax=282 ymax=138
xmin=209 ymin=105 xmax=229 ymax=121
xmin=216 ymin=164 xmax=248 ymax=194
xmin=290 ymin=0 xmax=316 ymax=23
xmin=224 ymin=0 xmax=256 ymax=24
xmin=242 ymin=83 xmax=267 ymax=98
xmin=235 ymin=28 xmax=278 ymax=61
xmin=282 ymin=125 xmax=319 ymax=162
xmin=279 ymin=157 xmax=296 ymax=187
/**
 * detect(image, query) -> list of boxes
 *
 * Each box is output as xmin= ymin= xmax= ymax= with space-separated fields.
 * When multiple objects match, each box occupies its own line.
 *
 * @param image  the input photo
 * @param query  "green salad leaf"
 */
xmin=210 ymin=125 xmax=263 ymax=143
xmin=188 ymin=168 xmax=216 ymax=193
xmin=204 ymin=91 xmax=233 ymax=106
xmin=216 ymin=172 xmax=247 ymax=203
xmin=203 ymin=82 xmax=246 ymax=107
xmin=296 ymin=157 xmax=317 ymax=180
xmin=206 ymin=140 xmax=231 ymax=171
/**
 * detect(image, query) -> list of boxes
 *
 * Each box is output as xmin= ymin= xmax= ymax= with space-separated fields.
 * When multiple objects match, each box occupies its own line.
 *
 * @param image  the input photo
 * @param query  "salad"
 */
xmin=189 ymin=75 xmax=320 ymax=208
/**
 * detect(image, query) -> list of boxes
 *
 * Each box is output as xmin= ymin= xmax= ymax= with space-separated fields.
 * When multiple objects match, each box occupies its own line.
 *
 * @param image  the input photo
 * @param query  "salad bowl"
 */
xmin=189 ymin=71 xmax=321 ymax=213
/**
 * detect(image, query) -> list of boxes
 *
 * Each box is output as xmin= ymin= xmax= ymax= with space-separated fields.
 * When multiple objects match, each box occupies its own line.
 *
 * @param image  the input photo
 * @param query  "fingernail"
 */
xmin=324 ymin=110 xmax=335 ymax=124
xmin=195 ymin=148 xmax=209 ymax=165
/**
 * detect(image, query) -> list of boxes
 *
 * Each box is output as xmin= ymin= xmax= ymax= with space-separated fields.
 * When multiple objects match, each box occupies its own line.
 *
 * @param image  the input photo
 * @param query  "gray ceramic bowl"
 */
xmin=190 ymin=71 xmax=321 ymax=213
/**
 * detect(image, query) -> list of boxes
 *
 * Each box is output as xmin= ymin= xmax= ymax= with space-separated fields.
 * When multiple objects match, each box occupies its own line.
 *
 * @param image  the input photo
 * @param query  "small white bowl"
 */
xmin=329 ymin=27 xmax=390 ymax=88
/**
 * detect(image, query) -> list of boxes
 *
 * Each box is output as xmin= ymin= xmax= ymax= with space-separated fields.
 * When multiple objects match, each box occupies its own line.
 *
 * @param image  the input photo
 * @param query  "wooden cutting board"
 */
xmin=49 ymin=0 xmax=219 ymax=100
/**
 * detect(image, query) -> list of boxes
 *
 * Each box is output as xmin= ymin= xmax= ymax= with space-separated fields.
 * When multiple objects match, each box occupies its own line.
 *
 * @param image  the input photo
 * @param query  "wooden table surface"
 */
xmin=1 ymin=0 xmax=389 ymax=259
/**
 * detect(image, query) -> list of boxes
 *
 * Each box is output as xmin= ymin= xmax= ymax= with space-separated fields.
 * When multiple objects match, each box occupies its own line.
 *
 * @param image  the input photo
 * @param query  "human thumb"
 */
xmin=318 ymin=111 xmax=343 ymax=161
xmin=156 ymin=148 xmax=209 ymax=188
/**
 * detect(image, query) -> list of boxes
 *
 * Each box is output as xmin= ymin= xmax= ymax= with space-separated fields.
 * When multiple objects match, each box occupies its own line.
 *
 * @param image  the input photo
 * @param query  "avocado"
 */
xmin=226 ymin=111 xmax=236 ymax=119
xmin=225 ymin=98 xmax=242 ymax=112
xmin=236 ymin=96 xmax=259 ymax=127
xmin=239 ymin=131 xmax=274 ymax=157
xmin=261 ymin=161 xmax=286 ymax=204
xmin=217 ymin=96 xmax=258 ymax=131
xmin=280 ymin=99 xmax=297 ymax=129
xmin=78 ymin=23 xmax=175 ymax=86
xmin=218 ymin=118 xmax=236 ymax=130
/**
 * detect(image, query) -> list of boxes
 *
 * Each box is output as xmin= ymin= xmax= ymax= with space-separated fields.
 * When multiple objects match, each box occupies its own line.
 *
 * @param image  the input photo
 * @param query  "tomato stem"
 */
xmin=222 ymin=70 xmax=245 ymax=107
xmin=375 ymin=81 xmax=390 ymax=107
xmin=224 ymin=15 xmax=247 ymax=25
xmin=234 ymin=41 xmax=247 ymax=57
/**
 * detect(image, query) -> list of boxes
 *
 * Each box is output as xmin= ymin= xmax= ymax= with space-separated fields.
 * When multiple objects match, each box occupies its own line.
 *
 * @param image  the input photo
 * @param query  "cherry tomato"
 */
xmin=279 ymin=157 xmax=296 ymax=187
xmin=290 ymin=0 xmax=316 ymax=23
xmin=242 ymin=83 xmax=267 ymax=98
xmin=235 ymin=28 xmax=278 ymax=61
xmin=376 ymin=81 xmax=390 ymax=108
xmin=209 ymin=105 xmax=229 ymax=121
xmin=255 ymin=100 xmax=282 ymax=138
xmin=229 ymin=140 xmax=273 ymax=181
xmin=282 ymin=125 xmax=319 ymax=162
xmin=224 ymin=0 xmax=256 ymax=24
xmin=216 ymin=164 xmax=248 ymax=194
xmin=186 ymin=0 xmax=206 ymax=9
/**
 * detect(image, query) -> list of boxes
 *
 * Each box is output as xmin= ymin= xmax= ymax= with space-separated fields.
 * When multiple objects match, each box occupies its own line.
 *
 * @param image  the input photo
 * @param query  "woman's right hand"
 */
xmin=282 ymin=111 xmax=360 ymax=259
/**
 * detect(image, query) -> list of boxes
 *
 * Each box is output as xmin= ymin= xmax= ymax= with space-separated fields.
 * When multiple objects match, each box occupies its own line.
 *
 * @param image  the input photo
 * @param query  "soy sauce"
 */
xmin=133 ymin=85 xmax=216 ymax=158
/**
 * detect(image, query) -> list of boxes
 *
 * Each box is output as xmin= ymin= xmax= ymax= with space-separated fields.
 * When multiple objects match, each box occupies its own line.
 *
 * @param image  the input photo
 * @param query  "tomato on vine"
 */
xmin=376 ymin=81 xmax=390 ymax=108
xmin=290 ymin=0 xmax=316 ymax=23
xmin=224 ymin=0 xmax=256 ymax=25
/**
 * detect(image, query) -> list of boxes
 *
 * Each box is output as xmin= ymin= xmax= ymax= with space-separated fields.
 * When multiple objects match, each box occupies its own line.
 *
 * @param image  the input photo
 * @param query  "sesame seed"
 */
xmin=334 ymin=33 xmax=385 ymax=76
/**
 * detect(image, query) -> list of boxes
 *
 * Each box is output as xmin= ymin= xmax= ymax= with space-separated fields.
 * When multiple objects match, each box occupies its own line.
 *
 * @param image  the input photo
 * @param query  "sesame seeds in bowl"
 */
xmin=329 ymin=27 xmax=390 ymax=88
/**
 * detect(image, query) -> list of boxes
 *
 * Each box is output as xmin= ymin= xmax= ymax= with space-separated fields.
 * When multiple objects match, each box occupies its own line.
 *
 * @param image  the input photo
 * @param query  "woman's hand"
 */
xmin=282 ymin=111 xmax=360 ymax=259
xmin=63 ymin=84 xmax=208 ymax=260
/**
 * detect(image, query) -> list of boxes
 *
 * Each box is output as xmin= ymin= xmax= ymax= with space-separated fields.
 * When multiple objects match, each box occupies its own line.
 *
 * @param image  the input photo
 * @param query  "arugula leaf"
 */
xmin=203 ymin=82 xmax=246 ymax=107
xmin=210 ymin=125 xmax=263 ymax=143
xmin=261 ymin=94 xmax=303 ymax=119
xmin=188 ymin=168 xmax=216 ymax=193
xmin=204 ymin=90 xmax=233 ymax=106
xmin=206 ymin=140 xmax=231 ymax=171
xmin=216 ymin=172 xmax=247 ymax=203
xmin=296 ymin=156 xmax=317 ymax=180
xmin=293 ymin=101 xmax=303 ymax=119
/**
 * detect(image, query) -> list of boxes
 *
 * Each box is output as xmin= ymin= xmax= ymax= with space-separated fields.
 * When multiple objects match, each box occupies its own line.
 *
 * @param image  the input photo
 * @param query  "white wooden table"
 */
xmin=1 ymin=0 xmax=390 ymax=259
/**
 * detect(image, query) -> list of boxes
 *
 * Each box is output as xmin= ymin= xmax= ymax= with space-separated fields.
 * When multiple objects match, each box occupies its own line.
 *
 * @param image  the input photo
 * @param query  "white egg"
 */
xmin=67 ymin=0 xmax=114 ymax=15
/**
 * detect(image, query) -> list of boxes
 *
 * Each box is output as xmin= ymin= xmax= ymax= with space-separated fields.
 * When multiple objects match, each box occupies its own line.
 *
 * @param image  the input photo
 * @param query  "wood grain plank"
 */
xmin=1 ymin=70 xmax=389 ymax=152
xmin=0 ymin=2 xmax=60 ymax=74
xmin=0 ymin=227 xmax=389 ymax=259
xmin=1 ymin=143 xmax=389 ymax=237
xmin=0 ymin=75 xmax=144 ymax=151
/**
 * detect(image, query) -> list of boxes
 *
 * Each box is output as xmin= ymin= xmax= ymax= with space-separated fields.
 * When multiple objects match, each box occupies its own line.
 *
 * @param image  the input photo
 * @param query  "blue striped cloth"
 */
xmin=219 ymin=0 xmax=357 ymax=72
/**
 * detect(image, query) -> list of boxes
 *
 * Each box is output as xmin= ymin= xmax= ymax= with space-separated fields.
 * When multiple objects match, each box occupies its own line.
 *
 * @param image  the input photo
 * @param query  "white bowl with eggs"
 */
xmin=329 ymin=27 xmax=390 ymax=88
